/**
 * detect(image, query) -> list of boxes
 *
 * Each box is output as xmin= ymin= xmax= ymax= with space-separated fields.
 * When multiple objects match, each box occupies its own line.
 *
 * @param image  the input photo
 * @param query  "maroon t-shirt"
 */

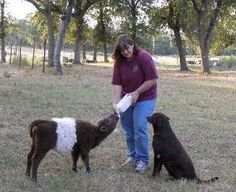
xmin=112 ymin=50 xmax=158 ymax=102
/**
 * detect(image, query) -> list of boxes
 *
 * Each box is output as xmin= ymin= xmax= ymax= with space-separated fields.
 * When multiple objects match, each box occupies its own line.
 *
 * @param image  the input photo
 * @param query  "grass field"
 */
xmin=0 ymin=61 xmax=236 ymax=192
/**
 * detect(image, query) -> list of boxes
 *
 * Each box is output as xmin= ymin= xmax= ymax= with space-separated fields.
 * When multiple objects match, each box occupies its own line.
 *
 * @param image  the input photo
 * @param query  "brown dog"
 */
xmin=147 ymin=112 xmax=218 ymax=183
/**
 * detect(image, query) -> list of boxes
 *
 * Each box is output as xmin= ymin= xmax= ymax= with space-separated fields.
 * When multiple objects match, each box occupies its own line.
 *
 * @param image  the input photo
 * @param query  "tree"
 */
xmin=26 ymin=14 xmax=43 ymax=48
xmin=93 ymin=1 xmax=112 ymax=62
xmin=210 ymin=4 xmax=236 ymax=55
xmin=0 ymin=0 xmax=6 ymax=63
xmin=110 ymin=0 xmax=153 ymax=41
xmin=150 ymin=0 xmax=189 ymax=71
xmin=72 ymin=0 xmax=101 ymax=65
xmin=166 ymin=0 xmax=188 ymax=71
xmin=191 ymin=0 xmax=235 ymax=73
xmin=54 ymin=0 xmax=74 ymax=75
xmin=83 ymin=24 xmax=98 ymax=61
xmin=25 ymin=0 xmax=60 ymax=67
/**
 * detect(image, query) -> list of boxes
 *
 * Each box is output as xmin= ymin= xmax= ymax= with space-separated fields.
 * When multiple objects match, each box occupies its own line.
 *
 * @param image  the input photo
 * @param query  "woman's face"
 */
xmin=120 ymin=44 xmax=134 ymax=60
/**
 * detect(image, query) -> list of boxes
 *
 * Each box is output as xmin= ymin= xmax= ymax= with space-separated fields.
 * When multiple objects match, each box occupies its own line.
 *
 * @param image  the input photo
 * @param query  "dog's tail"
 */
xmin=197 ymin=176 xmax=219 ymax=184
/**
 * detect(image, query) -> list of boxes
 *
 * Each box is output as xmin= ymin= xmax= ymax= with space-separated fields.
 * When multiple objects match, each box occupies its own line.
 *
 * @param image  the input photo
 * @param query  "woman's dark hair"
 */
xmin=112 ymin=34 xmax=141 ymax=62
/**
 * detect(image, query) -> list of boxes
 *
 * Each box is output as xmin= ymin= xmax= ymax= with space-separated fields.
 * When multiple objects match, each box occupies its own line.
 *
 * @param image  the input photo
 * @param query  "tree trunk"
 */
xmin=166 ymin=0 xmax=188 ymax=71
xmin=46 ymin=11 xmax=55 ymax=67
xmin=130 ymin=6 xmax=137 ymax=40
xmin=73 ymin=0 xmax=101 ymax=64
xmin=173 ymin=28 xmax=188 ymax=71
xmin=191 ymin=0 xmax=223 ymax=74
xmin=93 ymin=45 xmax=97 ymax=62
xmin=198 ymin=24 xmax=210 ymax=73
xmin=196 ymin=8 xmax=210 ymax=73
xmin=73 ymin=20 xmax=82 ymax=64
xmin=73 ymin=0 xmax=84 ymax=65
xmin=25 ymin=0 xmax=55 ymax=67
xmin=0 ymin=0 xmax=6 ymax=63
xmin=82 ymin=43 xmax=86 ymax=60
xmin=54 ymin=0 xmax=74 ymax=76
xmin=103 ymin=43 xmax=108 ymax=62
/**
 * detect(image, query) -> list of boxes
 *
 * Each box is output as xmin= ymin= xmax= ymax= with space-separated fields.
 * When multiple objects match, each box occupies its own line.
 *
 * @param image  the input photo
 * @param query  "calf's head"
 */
xmin=98 ymin=112 xmax=119 ymax=135
xmin=147 ymin=112 xmax=170 ymax=133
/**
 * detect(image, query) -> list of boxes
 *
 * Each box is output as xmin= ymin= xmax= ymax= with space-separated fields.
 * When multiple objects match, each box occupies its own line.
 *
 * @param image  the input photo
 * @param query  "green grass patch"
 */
xmin=0 ymin=63 xmax=236 ymax=191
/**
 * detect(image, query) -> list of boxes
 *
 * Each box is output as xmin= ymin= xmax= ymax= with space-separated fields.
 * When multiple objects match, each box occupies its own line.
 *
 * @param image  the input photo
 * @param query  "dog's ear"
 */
xmin=156 ymin=116 xmax=162 ymax=128
xmin=166 ymin=115 xmax=170 ymax=121
xmin=146 ymin=116 xmax=152 ymax=123
xmin=147 ymin=114 xmax=161 ymax=127
xmin=150 ymin=114 xmax=160 ymax=126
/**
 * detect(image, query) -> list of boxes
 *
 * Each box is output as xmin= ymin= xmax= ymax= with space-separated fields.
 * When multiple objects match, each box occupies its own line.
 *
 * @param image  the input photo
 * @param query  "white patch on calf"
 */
xmin=52 ymin=118 xmax=77 ymax=153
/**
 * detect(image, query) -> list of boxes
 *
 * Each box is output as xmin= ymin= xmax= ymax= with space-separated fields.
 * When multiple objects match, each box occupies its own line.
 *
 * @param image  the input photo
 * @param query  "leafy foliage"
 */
xmin=109 ymin=0 xmax=154 ymax=40
xmin=6 ymin=19 xmax=29 ymax=45
xmin=29 ymin=12 xmax=60 ymax=42
xmin=92 ymin=1 xmax=112 ymax=46
xmin=219 ymin=56 xmax=236 ymax=69
xmin=2 ymin=0 xmax=235 ymax=72
xmin=211 ymin=5 xmax=236 ymax=55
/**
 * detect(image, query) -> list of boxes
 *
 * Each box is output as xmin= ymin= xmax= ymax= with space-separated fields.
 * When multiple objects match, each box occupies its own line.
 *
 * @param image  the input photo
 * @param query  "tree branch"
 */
xmin=123 ymin=0 xmax=132 ymax=9
xmin=206 ymin=0 xmax=223 ymax=42
xmin=191 ymin=0 xmax=200 ymax=13
xmin=83 ymin=0 xmax=101 ymax=14
xmin=24 ymin=0 xmax=45 ymax=14
xmin=134 ymin=0 xmax=141 ymax=8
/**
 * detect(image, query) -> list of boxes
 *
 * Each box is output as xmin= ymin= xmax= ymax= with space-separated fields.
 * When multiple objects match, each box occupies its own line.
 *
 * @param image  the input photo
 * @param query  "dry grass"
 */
xmin=0 ymin=62 xmax=236 ymax=192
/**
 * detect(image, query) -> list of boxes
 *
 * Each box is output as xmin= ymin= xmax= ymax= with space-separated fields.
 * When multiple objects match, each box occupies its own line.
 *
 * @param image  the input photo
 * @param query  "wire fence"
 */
xmin=4 ymin=40 xmax=47 ymax=72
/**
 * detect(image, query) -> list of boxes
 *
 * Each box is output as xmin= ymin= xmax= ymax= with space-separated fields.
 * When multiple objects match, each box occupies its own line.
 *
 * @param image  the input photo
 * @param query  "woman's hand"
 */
xmin=129 ymin=91 xmax=139 ymax=104
xmin=112 ymin=103 xmax=118 ymax=113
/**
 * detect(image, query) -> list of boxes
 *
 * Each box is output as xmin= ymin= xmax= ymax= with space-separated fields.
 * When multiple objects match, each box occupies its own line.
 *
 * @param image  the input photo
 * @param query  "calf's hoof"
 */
xmin=72 ymin=167 xmax=77 ymax=172
xmin=31 ymin=179 xmax=41 ymax=188
xmin=25 ymin=172 xmax=30 ymax=177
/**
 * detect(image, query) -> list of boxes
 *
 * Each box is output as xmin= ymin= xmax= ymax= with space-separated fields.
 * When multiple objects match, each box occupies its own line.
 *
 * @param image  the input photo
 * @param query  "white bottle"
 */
xmin=116 ymin=94 xmax=132 ymax=114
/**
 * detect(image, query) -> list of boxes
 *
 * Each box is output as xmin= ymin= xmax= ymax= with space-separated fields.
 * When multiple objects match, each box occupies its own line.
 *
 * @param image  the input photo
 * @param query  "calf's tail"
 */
xmin=29 ymin=120 xmax=44 ymax=137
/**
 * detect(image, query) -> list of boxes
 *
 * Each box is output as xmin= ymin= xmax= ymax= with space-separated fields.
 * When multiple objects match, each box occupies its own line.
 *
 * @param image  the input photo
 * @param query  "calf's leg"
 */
xmin=71 ymin=148 xmax=80 ymax=172
xmin=31 ymin=150 xmax=48 ymax=183
xmin=81 ymin=150 xmax=90 ymax=172
xmin=26 ymin=144 xmax=35 ymax=177
xmin=31 ymin=139 xmax=52 ymax=184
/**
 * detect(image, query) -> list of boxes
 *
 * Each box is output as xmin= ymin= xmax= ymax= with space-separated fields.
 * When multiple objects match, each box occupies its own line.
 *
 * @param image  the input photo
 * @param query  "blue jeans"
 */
xmin=120 ymin=99 xmax=156 ymax=165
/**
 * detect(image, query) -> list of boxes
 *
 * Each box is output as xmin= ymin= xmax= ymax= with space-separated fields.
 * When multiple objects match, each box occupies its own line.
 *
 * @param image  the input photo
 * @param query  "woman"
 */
xmin=112 ymin=34 xmax=158 ymax=172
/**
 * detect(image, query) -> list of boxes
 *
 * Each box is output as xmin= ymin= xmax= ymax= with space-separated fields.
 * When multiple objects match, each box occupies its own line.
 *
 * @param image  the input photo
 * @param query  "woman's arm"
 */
xmin=112 ymin=85 xmax=122 ymax=111
xmin=130 ymin=79 xmax=157 ymax=104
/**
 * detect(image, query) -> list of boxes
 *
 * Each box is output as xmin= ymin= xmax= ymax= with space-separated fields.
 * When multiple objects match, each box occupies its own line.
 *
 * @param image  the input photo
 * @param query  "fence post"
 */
xmin=19 ymin=44 xmax=21 ymax=66
xmin=43 ymin=39 xmax=46 ymax=73
xmin=9 ymin=44 xmax=12 ymax=65
xmin=32 ymin=37 xmax=36 ymax=69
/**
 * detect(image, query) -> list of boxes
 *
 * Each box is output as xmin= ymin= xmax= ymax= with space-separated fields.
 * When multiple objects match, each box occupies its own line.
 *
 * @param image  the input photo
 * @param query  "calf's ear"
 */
xmin=98 ymin=118 xmax=111 ymax=127
xmin=100 ymin=126 xmax=108 ymax=132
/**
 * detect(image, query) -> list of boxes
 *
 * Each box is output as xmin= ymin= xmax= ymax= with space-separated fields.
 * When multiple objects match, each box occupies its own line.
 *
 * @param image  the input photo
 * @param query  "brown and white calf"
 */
xmin=26 ymin=113 xmax=119 ymax=184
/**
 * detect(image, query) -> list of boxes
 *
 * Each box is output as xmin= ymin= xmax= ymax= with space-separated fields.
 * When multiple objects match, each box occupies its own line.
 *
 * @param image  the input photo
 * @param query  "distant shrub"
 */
xmin=11 ymin=55 xmax=30 ymax=66
xmin=219 ymin=56 xmax=236 ymax=69
xmin=34 ymin=56 xmax=45 ymax=66
xmin=9 ymin=55 xmax=46 ymax=66
xmin=63 ymin=62 xmax=73 ymax=67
